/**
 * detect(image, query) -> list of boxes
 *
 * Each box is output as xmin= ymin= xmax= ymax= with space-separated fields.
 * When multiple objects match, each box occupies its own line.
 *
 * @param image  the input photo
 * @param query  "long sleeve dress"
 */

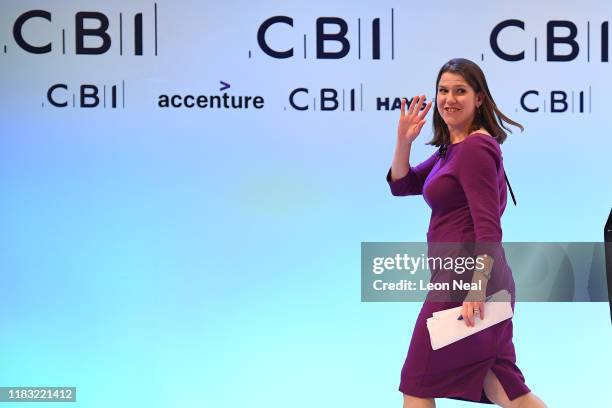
xmin=386 ymin=133 xmax=531 ymax=403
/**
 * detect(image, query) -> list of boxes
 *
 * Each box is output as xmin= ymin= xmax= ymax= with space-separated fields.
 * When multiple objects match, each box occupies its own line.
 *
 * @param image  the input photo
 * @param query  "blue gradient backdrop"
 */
xmin=0 ymin=1 xmax=611 ymax=407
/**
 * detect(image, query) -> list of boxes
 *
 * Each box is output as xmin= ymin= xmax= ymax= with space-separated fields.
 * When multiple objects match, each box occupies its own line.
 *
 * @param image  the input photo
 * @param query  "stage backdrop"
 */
xmin=1 ymin=1 xmax=611 ymax=407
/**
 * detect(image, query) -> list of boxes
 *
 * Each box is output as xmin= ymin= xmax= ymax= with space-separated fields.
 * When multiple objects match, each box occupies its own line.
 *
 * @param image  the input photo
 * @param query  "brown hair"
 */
xmin=429 ymin=58 xmax=523 ymax=147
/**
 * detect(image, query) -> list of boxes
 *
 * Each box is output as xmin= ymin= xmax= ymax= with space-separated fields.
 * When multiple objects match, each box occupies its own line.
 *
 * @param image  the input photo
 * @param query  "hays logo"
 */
xmin=252 ymin=9 xmax=396 ymax=60
xmin=490 ymin=19 xmax=609 ymax=62
xmin=5 ymin=4 xmax=159 ymax=56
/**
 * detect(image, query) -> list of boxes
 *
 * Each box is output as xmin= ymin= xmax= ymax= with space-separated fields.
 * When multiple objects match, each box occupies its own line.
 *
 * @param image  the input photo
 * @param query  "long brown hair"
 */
xmin=429 ymin=58 xmax=523 ymax=147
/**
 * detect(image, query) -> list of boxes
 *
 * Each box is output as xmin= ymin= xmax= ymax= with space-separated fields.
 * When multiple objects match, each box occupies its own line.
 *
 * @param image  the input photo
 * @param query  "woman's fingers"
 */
xmin=412 ymin=95 xmax=424 ymax=115
xmin=416 ymin=119 xmax=426 ymax=133
xmin=462 ymin=301 xmax=485 ymax=327
xmin=419 ymin=100 xmax=432 ymax=119
xmin=398 ymin=95 xmax=429 ymax=142
xmin=407 ymin=95 xmax=418 ymax=115
xmin=417 ymin=95 xmax=426 ymax=114
xmin=461 ymin=304 xmax=470 ymax=327
xmin=403 ymin=95 xmax=431 ymax=119
xmin=466 ymin=305 xmax=474 ymax=326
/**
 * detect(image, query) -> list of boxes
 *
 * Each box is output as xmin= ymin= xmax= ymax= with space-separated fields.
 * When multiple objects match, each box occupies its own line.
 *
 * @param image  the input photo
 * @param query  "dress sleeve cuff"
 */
xmin=474 ymin=242 xmax=503 ymax=263
xmin=386 ymin=167 xmax=421 ymax=196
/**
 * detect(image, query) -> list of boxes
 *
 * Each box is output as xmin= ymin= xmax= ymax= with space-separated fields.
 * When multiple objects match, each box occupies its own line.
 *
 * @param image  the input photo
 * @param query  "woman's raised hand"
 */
xmin=397 ymin=95 xmax=432 ymax=144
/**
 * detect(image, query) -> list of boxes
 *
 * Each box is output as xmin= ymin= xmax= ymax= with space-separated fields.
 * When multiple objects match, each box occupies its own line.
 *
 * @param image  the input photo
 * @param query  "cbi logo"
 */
xmin=253 ymin=9 xmax=397 ymax=60
xmin=490 ymin=19 xmax=609 ymax=62
xmin=287 ymin=85 xmax=363 ymax=111
xmin=5 ymin=3 xmax=159 ymax=56
xmin=519 ymin=87 xmax=591 ymax=113
xmin=44 ymin=82 xmax=126 ymax=109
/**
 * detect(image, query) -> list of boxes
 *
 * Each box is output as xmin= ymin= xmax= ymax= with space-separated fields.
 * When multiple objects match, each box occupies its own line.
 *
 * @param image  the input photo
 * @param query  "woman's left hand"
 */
xmin=462 ymin=289 xmax=487 ymax=327
xmin=461 ymin=300 xmax=484 ymax=327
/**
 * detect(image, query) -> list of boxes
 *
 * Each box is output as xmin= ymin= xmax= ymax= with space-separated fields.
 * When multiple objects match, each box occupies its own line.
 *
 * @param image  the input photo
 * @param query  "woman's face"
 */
xmin=436 ymin=72 xmax=483 ymax=131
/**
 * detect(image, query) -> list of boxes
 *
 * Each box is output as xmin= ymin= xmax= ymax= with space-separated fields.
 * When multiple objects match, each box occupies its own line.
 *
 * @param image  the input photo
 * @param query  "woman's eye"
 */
xmin=438 ymin=89 xmax=447 ymax=94
xmin=457 ymin=89 xmax=465 ymax=94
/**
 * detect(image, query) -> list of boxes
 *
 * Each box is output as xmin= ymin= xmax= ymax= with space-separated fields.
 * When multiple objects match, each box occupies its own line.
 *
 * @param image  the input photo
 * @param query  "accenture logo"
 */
xmin=158 ymin=82 xmax=265 ymax=110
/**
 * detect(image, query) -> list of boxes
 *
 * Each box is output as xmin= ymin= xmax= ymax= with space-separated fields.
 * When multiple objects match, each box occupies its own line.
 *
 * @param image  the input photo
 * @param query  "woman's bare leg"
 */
xmin=483 ymin=369 xmax=547 ymax=408
xmin=403 ymin=394 xmax=435 ymax=408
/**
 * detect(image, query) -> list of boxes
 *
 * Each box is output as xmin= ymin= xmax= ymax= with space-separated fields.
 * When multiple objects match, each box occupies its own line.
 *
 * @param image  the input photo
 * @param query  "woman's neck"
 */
xmin=449 ymin=124 xmax=472 ymax=144
xmin=449 ymin=125 xmax=488 ymax=144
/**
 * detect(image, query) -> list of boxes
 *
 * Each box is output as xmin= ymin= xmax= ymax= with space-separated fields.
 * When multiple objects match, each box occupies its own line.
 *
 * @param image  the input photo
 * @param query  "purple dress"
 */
xmin=386 ymin=133 xmax=531 ymax=403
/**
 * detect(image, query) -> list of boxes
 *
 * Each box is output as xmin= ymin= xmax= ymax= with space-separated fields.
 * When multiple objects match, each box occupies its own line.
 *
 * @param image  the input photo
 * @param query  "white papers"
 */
xmin=426 ymin=290 xmax=513 ymax=351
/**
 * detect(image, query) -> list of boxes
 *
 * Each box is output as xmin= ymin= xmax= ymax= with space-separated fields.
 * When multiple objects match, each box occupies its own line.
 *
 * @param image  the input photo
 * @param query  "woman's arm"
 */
xmin=390 ymin=139 xmax=413 ymax=181
xmin=458 ymin=135 xmax=503 ymax=251
xmin=386 ymin=95 xmax=434 ymax=196
xmin=386 ymin=151 xmax=439 ymax=196
xmin=458 ymin=135 xmax=504 ymax=326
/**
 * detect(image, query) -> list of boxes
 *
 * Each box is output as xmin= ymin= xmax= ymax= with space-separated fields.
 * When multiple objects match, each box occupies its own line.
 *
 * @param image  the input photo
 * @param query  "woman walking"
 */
xmin=387 ymin=58 xmax=547 ymax=408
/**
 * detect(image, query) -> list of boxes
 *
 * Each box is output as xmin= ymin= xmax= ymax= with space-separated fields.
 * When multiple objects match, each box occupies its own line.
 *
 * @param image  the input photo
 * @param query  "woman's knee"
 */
xmin=514 ymin=392 xmax=547 ymax=408
xmin=403 ymin=394 xmax=435 ymax=408
xmin=483 ymin=369 xmax=509 ymax=406
xmin=483 ymin=370 xmax=546 ymax=408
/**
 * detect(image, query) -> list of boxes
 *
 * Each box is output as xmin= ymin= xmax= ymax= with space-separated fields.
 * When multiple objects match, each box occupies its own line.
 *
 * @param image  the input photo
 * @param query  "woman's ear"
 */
xmin=476 ymin=92 xmax=484 ymax=108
